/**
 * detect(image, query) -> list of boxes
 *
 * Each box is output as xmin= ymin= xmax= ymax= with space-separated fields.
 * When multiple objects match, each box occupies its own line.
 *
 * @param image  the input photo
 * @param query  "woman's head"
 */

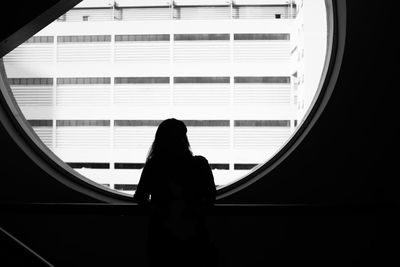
xmin=147 ymin=118 xmax=192 ymax=161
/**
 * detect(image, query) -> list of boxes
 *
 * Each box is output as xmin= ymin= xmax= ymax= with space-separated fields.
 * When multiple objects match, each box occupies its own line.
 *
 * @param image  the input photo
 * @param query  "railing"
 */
xmin=0 ymin=225 xmax=54 ymax=266
xmin=0 ymin=202 xmax=376 ymax=216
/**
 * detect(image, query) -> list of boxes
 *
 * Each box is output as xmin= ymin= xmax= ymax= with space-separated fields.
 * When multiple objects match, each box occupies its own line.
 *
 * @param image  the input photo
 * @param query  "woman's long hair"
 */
xmin=146 ymin=118 xmax=192 ymax=162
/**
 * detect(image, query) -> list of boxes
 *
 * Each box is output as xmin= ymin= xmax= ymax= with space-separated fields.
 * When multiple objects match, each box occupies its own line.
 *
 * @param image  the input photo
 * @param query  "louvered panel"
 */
xmin=173 ymin=84 xmax=230 ymax=105
xmin=32 ymin=127 xmax=53 ymax=148
xmin=114 ymin=84 xmax=170 ymax=105
xmin=114 ymin=127 xmax=157 ymax=149
xmin=234 ymin=127 xmax=291 ymax=149
xmin=10 ymin=85 xmax=53 ymax=106
xmin=234 ymin=41 xmax=290 ymax=62
xmin=114 ymin=42 xmax=170 ymax=63
xmin=234 ymin=6 xmax=289 ymax=19
xmin=57 ymin=43 xmax=111 ymax=62
xmin=56 ymin=127 xmax=110 ymax=148
xmin=122 ymin=7 xmax=171 ymax=20
xmin=65 ymin=9 xmax=113 ymax=21
xmin=56 ymin=84 xmax=111 ymax=106
xmin=3 ymin=44 xmax=53 ymax=63
xmin=178 ymin=7 xmax=230 ymax=20
xmin=187 ymin=127 xmax=230 ymax=149
xmin=234 ymin=84 xmax=291 ymax=104
xmin=174 ymin=41 xmax=230 ymax=62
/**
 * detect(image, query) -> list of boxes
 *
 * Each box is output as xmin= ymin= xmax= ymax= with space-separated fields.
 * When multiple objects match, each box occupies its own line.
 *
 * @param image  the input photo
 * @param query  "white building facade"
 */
xmin=4 ymin=0 xmax=325 ymax=195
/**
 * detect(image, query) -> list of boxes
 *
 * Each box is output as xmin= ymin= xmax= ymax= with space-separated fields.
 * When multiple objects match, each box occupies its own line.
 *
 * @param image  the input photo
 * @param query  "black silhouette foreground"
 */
xmin=133 ymin=118 xmax=218 ymax=267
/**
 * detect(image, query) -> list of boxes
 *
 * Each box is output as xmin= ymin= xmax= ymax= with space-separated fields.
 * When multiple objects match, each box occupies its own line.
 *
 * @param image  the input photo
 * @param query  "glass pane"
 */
xmin=2 ymin=0 xmax=329 ymax=195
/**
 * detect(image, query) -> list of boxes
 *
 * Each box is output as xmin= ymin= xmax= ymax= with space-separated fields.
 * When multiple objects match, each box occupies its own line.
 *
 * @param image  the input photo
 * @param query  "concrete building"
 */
xmin=3 ymin=0 xmax=326 ymax=195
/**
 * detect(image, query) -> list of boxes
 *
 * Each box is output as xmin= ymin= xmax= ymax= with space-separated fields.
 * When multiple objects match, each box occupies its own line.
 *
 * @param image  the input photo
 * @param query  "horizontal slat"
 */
xmin=174 ymin=41 xmax=230 ymax=62
xmin=3 ymin=44 xmax=53 ymax=63
xmin=56 ymin=127 xmax=110 ymax=148
xmin=56 ymin=85 xmax=111 ymax=106
xmin=114 ymin=84 xmax=170 ymax=105
xmin=32 ymin=127 xmax=53 ymax=148
xmin=10 ymin=85 xmax=53 ymax=106
xmin=233 ymin=6 xmax=291 ymax=19
xmin=234 ymin=127 xmax=291 ymax=148
xmin=57 ymin=43 xmax=111 ymax=62
xmin=115 ymin=42 xmax=170 ymax=62
xmin=176 ymin=7 xmax=230 ymax=20
xmin=114 ymin=127 xmax=157 ymax=149
xmin=234 ymin=41 xmax=290 ymax=62
xmin=122 ymin=7 xmax=171 ymax=21
xmin=234 ymin=84 xmax=291 ymax=104
xmin=65 ymin=9 xmax=114 ymax=21
xmin=173 ymin=84 xmax=230 ymax=105
xmin=187 ymin=127 xmax=230 ymax=149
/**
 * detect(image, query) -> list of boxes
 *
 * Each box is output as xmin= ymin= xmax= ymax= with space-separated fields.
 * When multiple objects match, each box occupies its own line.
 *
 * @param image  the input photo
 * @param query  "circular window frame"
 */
xmin=217 ymin=0 xmax=346 ymax=199
xmin=0 ymin=0 xmax=346 ymax=203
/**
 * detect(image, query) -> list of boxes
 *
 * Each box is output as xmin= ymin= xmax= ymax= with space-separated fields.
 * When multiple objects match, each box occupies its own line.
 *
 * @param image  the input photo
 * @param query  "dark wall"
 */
xmin=0 ymin=1 xmax=396 ymax=266
xmin=1 ymin=209 xmax=379 ymax=267
xmin=223 ymin=2 xmax=396 ymax=205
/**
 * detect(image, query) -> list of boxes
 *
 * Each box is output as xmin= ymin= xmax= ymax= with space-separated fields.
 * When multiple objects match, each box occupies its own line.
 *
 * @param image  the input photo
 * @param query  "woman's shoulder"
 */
xmin=193 ymin=155 xmax=210 ymax=165
xmin=143 ymin=157 xmax=159 ymax=169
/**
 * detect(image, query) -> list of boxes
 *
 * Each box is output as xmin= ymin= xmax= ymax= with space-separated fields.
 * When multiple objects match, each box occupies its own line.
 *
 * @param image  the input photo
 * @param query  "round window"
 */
xmin=0 ymin=0 xmax=340 ymax=200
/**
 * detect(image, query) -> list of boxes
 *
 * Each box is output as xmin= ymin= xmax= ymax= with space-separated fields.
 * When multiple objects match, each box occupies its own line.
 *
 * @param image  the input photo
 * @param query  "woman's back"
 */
xmin=133 ymin=119 xmax=217 ymax=266
xmin=146 ymin=156 xmax=213 ymax=201
xmin=134 ymin=155 xmax=215 ymax=222
xmin=134 ymin=155 xmax=217 ymax=267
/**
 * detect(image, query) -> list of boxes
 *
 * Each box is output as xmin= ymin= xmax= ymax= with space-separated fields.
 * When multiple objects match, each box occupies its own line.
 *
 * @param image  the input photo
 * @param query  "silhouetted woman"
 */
xmin=133 ymin=118 xmax=217 ymax=267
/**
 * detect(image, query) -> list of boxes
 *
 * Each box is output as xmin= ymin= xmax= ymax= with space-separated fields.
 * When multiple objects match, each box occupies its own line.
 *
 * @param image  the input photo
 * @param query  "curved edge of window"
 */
xmin=0 ymin=0 xmax=346 ymax=203
xmin=217 ymin=0 xmax=347 ymax=199
xmin=0 ymin=60 xmax=132 ymax=203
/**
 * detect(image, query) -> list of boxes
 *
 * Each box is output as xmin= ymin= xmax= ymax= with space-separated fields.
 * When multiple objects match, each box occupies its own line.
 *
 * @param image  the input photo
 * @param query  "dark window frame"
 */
xmin=57 ymin=77 xmax=111 ymax=85
xmin=115 ymin=77 xmax=169 ymax=84
xmin=25 ymin=36 xmax=54 ymax=43
xmin=114 ymin=184 xmax=137 ymax=191
xmin=183 ymin=120 xmax=230 ymax=127
xmin=174 ymin=77 xmax=230 ymax=84
xmin=8 ymin=78 xmax=53 ymax=85
xmin=115 ymin=34 xmax=170 ymax=42
xmin=67 ymin=162 xmax=110 ymax=169
xmin=28 ymin=120 xmax=53 ymax=127
xmin=114 ymin=163 xmax=145 ymax=169
xmin=114 ymin=120 xmax=162 ymax=127
xmin=174 ymin=34 xmax=230 ymax=41
xmin=56 ymin=120 xmax=110 ymax=127
xmin=234 ymin=120 xmax=291 ymax=127
xmin=234 ymin=164 xmax=258 ymax=170
xmin=234 ymin=33 xmax=290 ymax=41
xmin=210 ymin=163 xmax=230 ymax=170
xmin=234 ymin=77 xmax=290 ymax=84
xmin=57 ymin=35 xmax=111 ymax=43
